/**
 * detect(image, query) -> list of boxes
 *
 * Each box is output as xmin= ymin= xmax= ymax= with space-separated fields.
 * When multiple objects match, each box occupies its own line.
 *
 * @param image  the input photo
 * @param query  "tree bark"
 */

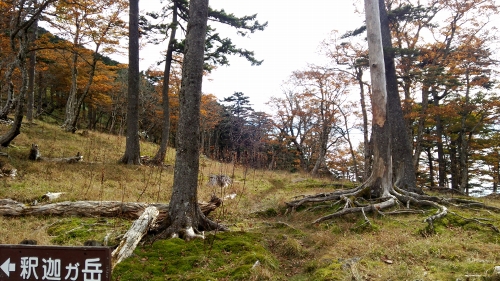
xmin=159 ymin=0 xmax=226 ymax=240
xmin=364 ymin=0 xmax=392 ymax=197
xmin=378 ymin=0 xmax=420 ymax=193
xmin=120 ymin=0 xmax=141 ymax=165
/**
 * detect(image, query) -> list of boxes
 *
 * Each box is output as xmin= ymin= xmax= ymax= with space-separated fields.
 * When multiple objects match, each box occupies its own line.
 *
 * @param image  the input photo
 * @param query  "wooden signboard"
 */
xmin=0 ymin=245 xmax=111 ymax=281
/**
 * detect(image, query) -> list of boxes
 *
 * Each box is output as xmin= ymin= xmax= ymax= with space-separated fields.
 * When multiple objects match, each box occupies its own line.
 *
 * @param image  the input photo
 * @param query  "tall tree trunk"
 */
xmin=426 ymin=143 xmax=435 ymax=187
xmin=356 ymin=67 xmax=372 ymax=181
xmin=36 ymin=73 xmax=43 ymax=116
xmin=120 ymin=0 xmax=141 ymax=165
xmin=159 ymin=0 xmax=225 ymax=239
xmin=364 ymin=0 xmax=392 ymax=198
xmin=311 ymin=114 xmax=329 ymax=176
xmin=413 ymin=85 xmax=430 ymax=170
xmin=62 ymin=18 xmax=81 ymax=132
xmin=450 ymin=138 xmax=459 ymax=189
xmin=311 ymin=142 xmax=327 ymax=176
xmin=459 ymin=70 xmax=471 ymax=194
xmin=494 ymin=160 xmax=499 ymax=193
xmin=379 ymin=0 xmax=420 ymax=193
xmin=153 ymin=2 xmax=178 ymax=164
xmin=27 ymin=17 xmax=38 ymax=123
xmin=433 ymin=93 xmax=447 ymax=187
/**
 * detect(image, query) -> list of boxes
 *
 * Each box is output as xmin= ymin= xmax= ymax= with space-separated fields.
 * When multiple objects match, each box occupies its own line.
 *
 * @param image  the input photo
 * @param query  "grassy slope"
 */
xmin=0 ymin=120 xmax=499 ymax=280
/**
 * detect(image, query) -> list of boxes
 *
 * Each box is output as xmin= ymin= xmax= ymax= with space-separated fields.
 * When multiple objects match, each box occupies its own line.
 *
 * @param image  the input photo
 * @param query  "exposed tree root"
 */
xmin=313 ymin=197 xmax=396 ymax=224
xmin=152 ymin=210 xmax=228 ymax=243
xmin=286 ymin=184 xmax=499 ymax=233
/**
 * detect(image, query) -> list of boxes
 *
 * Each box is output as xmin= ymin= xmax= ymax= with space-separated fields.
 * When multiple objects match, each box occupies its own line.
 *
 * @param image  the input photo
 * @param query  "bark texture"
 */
xmin=159 ymin=0 xmax=226 ymax=240
xmin=364 ymin=0 xmax=392 ymax=197
xmin=378 ymin=0 xmax=420 ymax=193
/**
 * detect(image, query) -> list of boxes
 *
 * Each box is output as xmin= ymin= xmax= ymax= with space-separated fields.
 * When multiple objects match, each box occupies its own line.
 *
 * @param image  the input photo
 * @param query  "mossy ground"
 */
xmin=113 ymin=232 xmax=279 ymax=281
xmin=0 ymin=121 xmax=499 ymax=280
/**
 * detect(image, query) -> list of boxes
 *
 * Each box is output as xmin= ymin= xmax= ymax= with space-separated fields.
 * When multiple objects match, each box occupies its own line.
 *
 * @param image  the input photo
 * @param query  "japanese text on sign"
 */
xmin=0 ymin=245 xmax=111 ymax=281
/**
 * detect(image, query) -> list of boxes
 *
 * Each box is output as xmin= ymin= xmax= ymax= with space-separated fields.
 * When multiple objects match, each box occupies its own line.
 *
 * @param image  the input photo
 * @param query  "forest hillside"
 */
xmin=0 ymin=120 xmax=499 ymax=280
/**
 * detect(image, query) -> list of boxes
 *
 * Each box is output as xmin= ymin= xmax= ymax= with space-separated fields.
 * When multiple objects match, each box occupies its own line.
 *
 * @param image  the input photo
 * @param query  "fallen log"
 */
xmin=28 ymin=143 xmax=83 ymax=163
xmin=0 ymin=195 xmax=223 ymax=230
xmin=39 ymin=153 xmax=83 ymax=163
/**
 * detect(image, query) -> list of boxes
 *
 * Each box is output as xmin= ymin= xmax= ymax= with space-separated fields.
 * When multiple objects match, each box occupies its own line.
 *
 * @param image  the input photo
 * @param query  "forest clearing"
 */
xmin=2 ymin=0 xmax=500 ymax=279
xmin=0 ymin=121 xmax=498 ymax=280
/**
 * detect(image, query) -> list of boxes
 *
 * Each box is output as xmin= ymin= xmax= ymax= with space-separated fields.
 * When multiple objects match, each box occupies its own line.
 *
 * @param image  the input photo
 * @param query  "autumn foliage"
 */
xmin=0 ymin=0 xmax=499 ymax=194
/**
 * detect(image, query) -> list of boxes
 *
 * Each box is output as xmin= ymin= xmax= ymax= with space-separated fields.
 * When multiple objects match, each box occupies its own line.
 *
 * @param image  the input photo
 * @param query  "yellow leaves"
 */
xmin=200 ymin=94 xmax=222 ymax=130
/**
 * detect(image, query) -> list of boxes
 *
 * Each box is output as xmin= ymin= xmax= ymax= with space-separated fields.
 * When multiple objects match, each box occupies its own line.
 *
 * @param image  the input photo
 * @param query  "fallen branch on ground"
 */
xmin=112 ymin=206 xmax=159 ymax=269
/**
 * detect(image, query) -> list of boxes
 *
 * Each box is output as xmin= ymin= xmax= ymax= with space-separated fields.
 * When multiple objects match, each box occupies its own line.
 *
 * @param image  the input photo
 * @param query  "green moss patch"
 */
xmin=112 ymin=231 xmax=281 ymax=280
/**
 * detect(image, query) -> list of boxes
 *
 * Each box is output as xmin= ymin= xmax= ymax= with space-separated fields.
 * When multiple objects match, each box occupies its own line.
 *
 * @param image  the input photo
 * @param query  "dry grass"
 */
xmin=0 ymin=120 xmax=499 ymax=280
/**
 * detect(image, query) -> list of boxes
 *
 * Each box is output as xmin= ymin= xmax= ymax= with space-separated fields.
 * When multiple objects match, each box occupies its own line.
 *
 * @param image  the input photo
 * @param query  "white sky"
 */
xmin=138 ymin=1 xmax=364 ymax=112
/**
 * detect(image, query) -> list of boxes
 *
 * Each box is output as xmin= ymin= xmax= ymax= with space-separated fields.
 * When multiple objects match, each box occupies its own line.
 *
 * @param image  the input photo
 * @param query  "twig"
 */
xmin=361 ymin=207 xmax=371 ymax=226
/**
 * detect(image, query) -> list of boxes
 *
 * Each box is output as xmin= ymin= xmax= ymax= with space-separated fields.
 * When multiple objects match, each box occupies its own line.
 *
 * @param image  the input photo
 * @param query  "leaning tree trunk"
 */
xmin=153 ymin=2 xmax=178 ymax=165
xmin=66 ymin=55 xmax=99 ymax=133
xmin=158 ymin=0 xmax=226 ymax=240
xmin=120 ymin=0 xmax=141 ymax=165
